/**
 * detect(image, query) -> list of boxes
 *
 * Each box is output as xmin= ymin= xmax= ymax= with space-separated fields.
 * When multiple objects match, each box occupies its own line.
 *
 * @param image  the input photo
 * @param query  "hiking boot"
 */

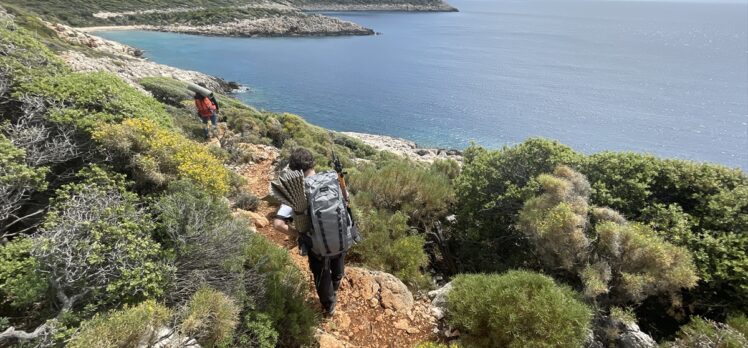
xmin=325 ymin=302 xmax=336 ymax=317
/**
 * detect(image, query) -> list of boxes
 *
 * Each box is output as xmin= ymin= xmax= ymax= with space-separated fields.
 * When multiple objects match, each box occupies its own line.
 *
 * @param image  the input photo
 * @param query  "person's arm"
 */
xmin=273 ymin=205 xmax=297 ymax=238
xmin=273 ymin=218 xmax=297 ymax=238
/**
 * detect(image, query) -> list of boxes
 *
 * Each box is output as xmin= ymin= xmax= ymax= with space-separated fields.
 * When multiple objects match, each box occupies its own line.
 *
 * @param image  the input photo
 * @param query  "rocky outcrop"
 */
xmin=342 ymin=132 xmax=463 ymax=164
xmin=155 ymin=14 xmax=373 ymax=37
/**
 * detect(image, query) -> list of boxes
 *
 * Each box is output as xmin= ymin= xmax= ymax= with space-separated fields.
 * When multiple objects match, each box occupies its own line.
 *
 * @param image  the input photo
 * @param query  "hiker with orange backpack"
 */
xmin=193 ymin=92 xmax=219 ymax=139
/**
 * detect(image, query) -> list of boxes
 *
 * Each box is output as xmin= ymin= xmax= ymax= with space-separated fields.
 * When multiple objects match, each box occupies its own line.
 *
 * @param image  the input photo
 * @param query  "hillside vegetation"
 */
xmin=1 ymin=5 xmax=746 ymax=348
xmin=1 ymin=0 xmax=454 ymax=27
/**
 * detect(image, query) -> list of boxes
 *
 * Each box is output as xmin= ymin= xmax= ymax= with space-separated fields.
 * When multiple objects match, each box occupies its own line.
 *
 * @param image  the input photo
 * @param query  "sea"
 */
xmin=96 ymin=0 xmax=748 ymax=169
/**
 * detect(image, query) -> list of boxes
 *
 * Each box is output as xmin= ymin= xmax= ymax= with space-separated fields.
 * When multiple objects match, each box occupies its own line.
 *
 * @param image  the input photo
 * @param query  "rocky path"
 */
xmin=236 ymin=144 xmax=439 ymax=348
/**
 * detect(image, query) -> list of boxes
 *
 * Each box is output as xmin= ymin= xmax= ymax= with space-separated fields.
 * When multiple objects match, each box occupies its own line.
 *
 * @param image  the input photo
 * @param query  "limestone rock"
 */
xmin=374 ymin=272 xmax=414 ymax=312
xmin=234 ymin=209 xmax=270 ymax=228
xmin=428 ymin=281 xmax=452 ymax=320
xmin=618 ymin=323 xmax=656 ymax=348
xmin=345 ymin=267 xmax=414 ymax=313
xmin=317 ymin=333 xmax=346 ymax=348
xmin=394 ymin=319 xmax=410 ymax=331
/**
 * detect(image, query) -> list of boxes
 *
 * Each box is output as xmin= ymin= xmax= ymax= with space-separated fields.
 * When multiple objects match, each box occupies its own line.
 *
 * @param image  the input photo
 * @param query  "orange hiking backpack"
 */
xmin=195 ymin=97 xmax=216 ymax=117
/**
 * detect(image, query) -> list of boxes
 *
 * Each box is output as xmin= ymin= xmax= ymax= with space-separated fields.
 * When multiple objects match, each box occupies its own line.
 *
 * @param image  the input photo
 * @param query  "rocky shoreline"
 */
xmin=343 ymin=132 xmax=463 ymax=164
xmin=48 ymin=22 xmax=235 ymax=93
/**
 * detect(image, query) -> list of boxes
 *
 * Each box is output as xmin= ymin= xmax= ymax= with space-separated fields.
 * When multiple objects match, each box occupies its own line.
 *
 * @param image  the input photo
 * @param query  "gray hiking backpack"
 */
xmin=304 ymin=171 xmax=355 ymax=258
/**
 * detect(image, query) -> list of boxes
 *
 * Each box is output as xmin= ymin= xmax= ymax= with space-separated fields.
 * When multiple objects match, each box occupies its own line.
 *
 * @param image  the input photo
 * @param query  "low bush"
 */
xmin=350 ymin=208 xmax=430 ymax=288
xmin=662 ymin=316 xmax=747 ymax=348
xmin=233 ymin=191 xmax=261 ymax=211
xmin=179 ymin=287 xmax=240 ymax=348
xmin=581 ymin=152 xmax=748 ymax=311
xmin=0 ymin=237 xmax=47 ymax=307
xmin=431 ymin=158 xmax=461 ymax=181
xmin=243 ymin=234 xmax=317 ymax=347
xmin=68 ymin=300 xmax=172 ymax=348
xmin=93 ymin=118 xmax=230 ymax=195
xmin=0 ymin=18 xmax=68 ymax=85
xmin=33 ymin=166 xmax=169 ymax=311
xmin=350 ymin=159 xmax=454 ymax=225
xmin=447 ymin=271 xmax=592 ymax=348
xmin=518 ymin=166 xmax=698 ymax=305
xmin=0 ymin=135 xmax=48 ymax=233
xmin=154 ymin=180 xmax=251 ymax=302
xmin=234 ymin=312 xmax=278 ymax=348
xmin=726 ymin=313 xmax=748 ymax=337
xmin=19 ymin=72 xmax=172 ymax=130
xmin=139 ymin=76 xmax=193 ymax=106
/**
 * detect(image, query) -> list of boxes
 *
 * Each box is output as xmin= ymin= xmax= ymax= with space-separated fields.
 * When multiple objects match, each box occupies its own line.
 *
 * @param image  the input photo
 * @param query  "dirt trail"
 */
xmin=238 ymin=144 xmax=438 ymax=348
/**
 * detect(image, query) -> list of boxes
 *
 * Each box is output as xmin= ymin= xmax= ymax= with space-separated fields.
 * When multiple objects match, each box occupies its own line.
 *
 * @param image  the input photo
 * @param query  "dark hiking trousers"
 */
xmin=307 ymin=251 xmax=345 ymax=311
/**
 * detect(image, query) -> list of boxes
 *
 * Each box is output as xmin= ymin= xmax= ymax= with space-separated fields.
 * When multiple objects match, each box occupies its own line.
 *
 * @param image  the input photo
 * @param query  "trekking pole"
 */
xmin=331 ymin=151 xmax=349 ymax=204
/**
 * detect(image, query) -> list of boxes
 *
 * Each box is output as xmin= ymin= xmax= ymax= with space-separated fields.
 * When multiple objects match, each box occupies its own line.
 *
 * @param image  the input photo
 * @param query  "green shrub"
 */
xmin=19 ymin=72 xmax=172 ymax=129
xmin=93 ymin=118 xmax=230 ymax=195
xmin=431 ymin=158 xmax=461 ymax=181
xmin=34 ymin=166 xmax=169 ymax=310
xmin=581 ymin=152 xmax=748 ymax=311
xmin=233 ymin=191 xmax=260 ymax=211
xmin=0 ymin=237 xmax=47 ymax=307
xmin=350 ymin=159 xmax=454 ymax=225
xmin=662 ymin=317 xmax=747 ymax=348
xmin=235 ymin=312 xmax=278 ymax=348
xmin=0 ymin=19 xmax=68 ymax=85
xmin=452 ymin=139 xmax=583 ymax=272
xmin=518 ymin=166 xmax=698 ymax=305
xmin=726 ymin=313 xmax=748 ymax=338
xmin=68 ymin=300 xmax=172 ymax=348
xmin=274 ymin=113 xmax=376 ymax=168
xmin=517 ymin=166 xmax=591 ymax=272
xmin=350 ymin=208 xmax=430 ymax=288
xmin=0 ymin=135 xmax=48 ymax=229
xmin=155 ymin=180 xmax=251 ymax=302
xmin=179 ymin=287 xmax=240 ymax=348
xmin=243 ymin=234 xmax=317 ymax=347
xmin=139 ymin=76 xmax=193 ymax=106
xmin=447 ymin=271 xmax=592 ymax=348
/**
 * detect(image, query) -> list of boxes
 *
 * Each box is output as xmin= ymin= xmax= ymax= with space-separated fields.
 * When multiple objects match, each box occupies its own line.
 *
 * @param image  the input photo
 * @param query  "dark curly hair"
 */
xmin=288 ymin=148 xmax=315 ymax=172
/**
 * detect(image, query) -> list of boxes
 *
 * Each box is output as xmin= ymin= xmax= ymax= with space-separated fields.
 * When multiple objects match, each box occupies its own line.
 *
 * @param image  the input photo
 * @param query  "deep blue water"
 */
xmin=97 ymin=0 xmax=748 ymax=169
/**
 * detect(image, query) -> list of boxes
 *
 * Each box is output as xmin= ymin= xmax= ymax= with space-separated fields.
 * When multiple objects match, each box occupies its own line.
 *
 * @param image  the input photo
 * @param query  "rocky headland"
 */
xmin=154 ymin=13 xmax=374 ymax=37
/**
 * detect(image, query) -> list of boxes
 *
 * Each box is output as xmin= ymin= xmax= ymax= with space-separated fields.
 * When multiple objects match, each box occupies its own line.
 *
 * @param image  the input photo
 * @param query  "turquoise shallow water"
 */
xmin=97 ymin=0 xmax=748 ymax=169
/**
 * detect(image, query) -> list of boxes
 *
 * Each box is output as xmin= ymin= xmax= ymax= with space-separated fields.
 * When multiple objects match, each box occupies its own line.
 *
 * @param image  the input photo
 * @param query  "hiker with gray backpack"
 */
xmin=271 ymin=147 xmax=360 ymax=317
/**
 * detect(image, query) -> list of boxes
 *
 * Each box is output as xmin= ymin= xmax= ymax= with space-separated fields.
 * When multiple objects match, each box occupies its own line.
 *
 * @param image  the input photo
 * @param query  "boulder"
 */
xmin=345 ymin=267 xmax=414 ymax=313
xmin=619 ymin=323 xmax=656 ymax=348
xmin=233 ymin=209 xmax=270 ymax=228
xmin=374 ymin=272 xmax=414 ymax=312
xmin=428 ymin=281 xmax=452 ymax=320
